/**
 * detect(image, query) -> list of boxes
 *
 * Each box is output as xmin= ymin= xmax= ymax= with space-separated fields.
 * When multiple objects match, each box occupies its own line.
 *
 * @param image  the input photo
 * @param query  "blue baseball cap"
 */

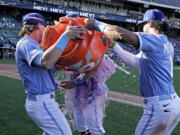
xmin=65 ymin=13 xmax=79 ymax=18
xmin=139 ymin=9 xmax=166 ymax=25
xmin=22 ymin=13 xmax=46 ymax=26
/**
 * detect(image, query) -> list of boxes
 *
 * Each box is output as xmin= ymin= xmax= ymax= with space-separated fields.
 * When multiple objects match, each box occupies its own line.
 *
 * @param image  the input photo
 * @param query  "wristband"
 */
xmin=94 ymin=20 xmax=108 ymax=32
xmin=55 ymin=34 xmax=69 ymax=51
xmin=73 ymin=76 xmax=86 ymax=86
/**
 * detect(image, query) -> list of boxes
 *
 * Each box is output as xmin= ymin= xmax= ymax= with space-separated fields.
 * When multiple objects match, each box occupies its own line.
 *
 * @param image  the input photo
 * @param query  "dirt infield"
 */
xmin=0 ymin=64 xmax=144 ymax=107
xmin=174 ymin=66 xmax=180 ymax=70
xmin=0 ymin=64 xmax=20 ymax=79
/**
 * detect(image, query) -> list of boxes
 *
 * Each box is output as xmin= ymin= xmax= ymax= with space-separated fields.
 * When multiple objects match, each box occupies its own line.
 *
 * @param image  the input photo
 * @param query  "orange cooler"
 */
xmin=41 ymin=17 xmax=109 ymax=73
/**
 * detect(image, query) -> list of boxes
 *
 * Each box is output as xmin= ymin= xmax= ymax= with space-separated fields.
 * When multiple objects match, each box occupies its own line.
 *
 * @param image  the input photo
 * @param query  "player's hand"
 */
xmin=64 ymin=20 xmax=86 ymax=40
xmin=101 ymin=36 xmax=115 ymax=48
xmin=84 ymin=18 xmax=95 ymax=30
xmin=59 ymin=81 xmax=74 ymax=89
xmin=106 ymin=37 xmax=115 ymax=48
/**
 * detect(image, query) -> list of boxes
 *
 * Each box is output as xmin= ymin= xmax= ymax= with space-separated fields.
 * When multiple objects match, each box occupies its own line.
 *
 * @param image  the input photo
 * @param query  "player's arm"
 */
xmin=41 ymin=21 xmax=86 ymax=69
xmin=111 ymin=42 xmax=140 ymax=68
xmin=85 ymin=19 xmax=139 ymax=49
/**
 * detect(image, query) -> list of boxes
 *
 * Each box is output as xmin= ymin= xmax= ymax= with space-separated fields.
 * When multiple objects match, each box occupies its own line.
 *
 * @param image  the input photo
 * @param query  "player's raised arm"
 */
xmin=84 ymin=18 xmax=139 ymax=48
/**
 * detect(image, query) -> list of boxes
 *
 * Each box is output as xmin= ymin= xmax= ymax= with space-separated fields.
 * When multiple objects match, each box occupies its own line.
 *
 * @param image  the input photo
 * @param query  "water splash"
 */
xmin=55 ymin=49 xmax=139 ymax=130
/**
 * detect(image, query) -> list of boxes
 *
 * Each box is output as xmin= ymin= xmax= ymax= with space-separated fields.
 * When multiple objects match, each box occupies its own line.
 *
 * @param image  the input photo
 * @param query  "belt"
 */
xmin=28 ymin=93 xmax=54 ymax=101
xmin=159 ymin=95 xmax=172 ymax=101
xmin=144 ymin=94 xmax=176 ymax=104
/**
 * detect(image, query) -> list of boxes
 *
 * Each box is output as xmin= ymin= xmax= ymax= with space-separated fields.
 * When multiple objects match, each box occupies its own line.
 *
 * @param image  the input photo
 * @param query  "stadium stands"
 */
xmin=0 ymin=14 xmax=21 ymax=58
xmin=0 ymin=13 xmax=54 ymax=50
xmin=0 ymin=15 xmax=21 ymax=47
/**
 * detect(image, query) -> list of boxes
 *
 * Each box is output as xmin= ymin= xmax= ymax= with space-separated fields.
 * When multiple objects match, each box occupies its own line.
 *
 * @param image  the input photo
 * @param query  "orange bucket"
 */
xmin=41 ymin=17 xmax=109 ymax=73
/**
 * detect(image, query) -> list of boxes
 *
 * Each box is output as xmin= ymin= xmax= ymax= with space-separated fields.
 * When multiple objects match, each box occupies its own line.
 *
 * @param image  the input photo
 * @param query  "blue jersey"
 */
xmin=137 ymin=33 xmax=175 ymax=97
xmin=15 ymin=36 xmax=58 ymax=95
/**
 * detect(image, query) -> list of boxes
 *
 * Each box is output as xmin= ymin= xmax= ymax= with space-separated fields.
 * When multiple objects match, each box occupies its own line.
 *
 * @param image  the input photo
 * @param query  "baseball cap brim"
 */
xmin=137 ymin=20 xmax=147 ymax=26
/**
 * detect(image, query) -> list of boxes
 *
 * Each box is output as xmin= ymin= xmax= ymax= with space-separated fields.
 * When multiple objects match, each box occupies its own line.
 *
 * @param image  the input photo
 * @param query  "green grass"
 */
xmin=0 ymin=76 xmax=41 ymax=135
xmin=104 ymin=101 xmax=142 ymax=135
xmin=0 ymin=76 xmax=180 ymax=135
xmin=107 ymin=67 xmax=140 ymax=95
xmin=173 ymin=69 xmax=180 ymax=95
xmin=0 ymin=59 xmax=16 ymax=64
xmin=107 ymin=68 xmax=180 ymax=96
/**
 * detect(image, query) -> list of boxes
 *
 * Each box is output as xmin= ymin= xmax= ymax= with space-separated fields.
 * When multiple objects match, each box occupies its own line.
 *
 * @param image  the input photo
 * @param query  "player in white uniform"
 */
xmin=85 ymin=9 xmax=180 ymax=135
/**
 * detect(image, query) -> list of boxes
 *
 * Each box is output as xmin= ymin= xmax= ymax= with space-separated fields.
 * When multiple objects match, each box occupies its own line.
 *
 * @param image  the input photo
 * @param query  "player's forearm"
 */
xmin=94 ymin=20 xmax=139 ymax=48
xmin=105 ymin=26 xmax=139 ymax=46
xmin=113 ymin=42 xmax=140 ymax=68
xmin=41 ymin=34 xmax=69 ymax=69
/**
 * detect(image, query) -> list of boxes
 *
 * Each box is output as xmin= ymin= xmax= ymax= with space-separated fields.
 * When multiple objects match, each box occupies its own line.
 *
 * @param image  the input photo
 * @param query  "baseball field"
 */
xmin=0 ymin=59 xmax=180 ymax=135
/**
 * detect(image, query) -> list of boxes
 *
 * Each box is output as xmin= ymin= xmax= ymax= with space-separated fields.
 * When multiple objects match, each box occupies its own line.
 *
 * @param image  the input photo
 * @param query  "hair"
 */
xmin=152 ymin=21 xmax=169 ymax=34
xmin=19 ymin=24 xmax=37 ymax=37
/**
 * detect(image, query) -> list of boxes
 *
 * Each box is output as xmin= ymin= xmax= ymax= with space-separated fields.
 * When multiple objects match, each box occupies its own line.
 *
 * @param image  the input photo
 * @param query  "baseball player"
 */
xmin=15 ymin=13 xmax=86 ymax=135
xmin=59 ymin=55 xmax=116 ymax=135
xmin=59 ymin=13 xmax=116 ymax=135
xmin=85 ymin=9 xmax=180 ymax=135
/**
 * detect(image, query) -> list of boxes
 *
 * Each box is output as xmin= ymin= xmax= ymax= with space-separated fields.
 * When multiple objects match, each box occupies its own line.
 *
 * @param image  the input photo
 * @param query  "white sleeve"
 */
xmin=113 ymin=42 xmax=140 ymax=68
